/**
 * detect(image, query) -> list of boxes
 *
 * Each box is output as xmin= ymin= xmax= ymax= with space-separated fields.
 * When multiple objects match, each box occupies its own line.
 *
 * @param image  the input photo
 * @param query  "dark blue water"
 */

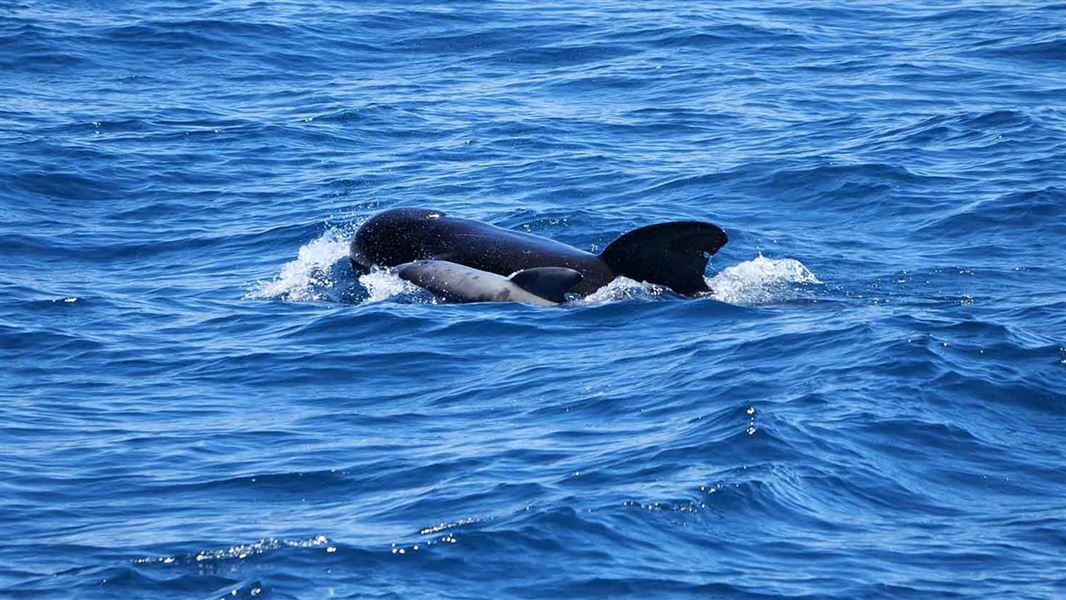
xmin=2 ymin=1 xmax=1065 ymax=598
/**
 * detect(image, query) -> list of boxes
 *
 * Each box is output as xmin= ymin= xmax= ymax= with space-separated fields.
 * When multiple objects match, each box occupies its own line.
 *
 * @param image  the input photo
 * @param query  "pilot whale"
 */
xmin=397 ymin=260 xmax=583 ymax=306
xmin=351 ymin=207 xmax=728 ymax=296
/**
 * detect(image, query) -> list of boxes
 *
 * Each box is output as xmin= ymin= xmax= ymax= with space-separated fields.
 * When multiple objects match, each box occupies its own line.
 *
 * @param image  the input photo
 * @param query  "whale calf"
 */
xmin=397 ymin=260 xmax=583 ymax=306
xmin=351 ymin=207 xmax=728 ymax=296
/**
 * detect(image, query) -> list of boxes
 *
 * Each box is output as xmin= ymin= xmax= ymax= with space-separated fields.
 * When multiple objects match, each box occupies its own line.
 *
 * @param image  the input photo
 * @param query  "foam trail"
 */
xmin=706 ymin=255 xmax=820 ymax=305
xmin=246 ymin=229 xmax=349 ymax=302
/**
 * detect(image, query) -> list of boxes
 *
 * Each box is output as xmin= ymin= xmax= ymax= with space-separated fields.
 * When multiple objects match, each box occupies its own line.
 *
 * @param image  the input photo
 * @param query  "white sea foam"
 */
xmin=706 ymin=255 xmax=820 ymax=305
xmin=358 ymin=267 xmax=418 ymax=303
xmin=246 ymin=229 xmax=350 ymax=302
xmin=575 ymin=255 xmax=818 ymax=306
xmin=577 ymin=276 xmax=667 ymax=305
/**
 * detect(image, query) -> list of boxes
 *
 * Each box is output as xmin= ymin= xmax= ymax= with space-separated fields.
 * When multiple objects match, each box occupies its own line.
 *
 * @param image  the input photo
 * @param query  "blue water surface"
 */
xmin=2 ymin=1 xmax=1065 ymax=598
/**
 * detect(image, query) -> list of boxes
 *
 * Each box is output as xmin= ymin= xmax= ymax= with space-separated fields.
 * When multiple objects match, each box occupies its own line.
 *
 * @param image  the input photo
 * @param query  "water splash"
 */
xmin=246 ymin=229 xmax=350 ymax=302
xmin=359 ymin=268 xmax=418 ymax=303
xmin=576 ymin=256 xmax=818 ymax=306
xmin=706 ymin=255 xmax=820 ymax=305
xmin=577 ymin=277 xmax=668 ymax=304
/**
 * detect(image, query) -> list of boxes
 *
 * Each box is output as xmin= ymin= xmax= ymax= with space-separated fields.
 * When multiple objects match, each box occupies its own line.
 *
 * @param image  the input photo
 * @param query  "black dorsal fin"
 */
xmin=599 ymin=221 xmax=727 ymax=295
xmin=508 ymin=267 xmax=584 ymax=304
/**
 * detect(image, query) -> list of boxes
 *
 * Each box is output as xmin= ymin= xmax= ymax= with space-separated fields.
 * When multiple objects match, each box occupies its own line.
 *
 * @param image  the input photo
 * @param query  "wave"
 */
xmin=134 ymin=535 xmax=332 ymax=567
xmin=916 ymin=187 xmax=1066 ymax=236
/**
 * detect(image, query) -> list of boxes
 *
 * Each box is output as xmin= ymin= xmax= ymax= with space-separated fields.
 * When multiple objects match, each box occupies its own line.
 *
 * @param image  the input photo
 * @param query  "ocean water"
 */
xmin=2 ymin=1 xmax=1065 ymax=598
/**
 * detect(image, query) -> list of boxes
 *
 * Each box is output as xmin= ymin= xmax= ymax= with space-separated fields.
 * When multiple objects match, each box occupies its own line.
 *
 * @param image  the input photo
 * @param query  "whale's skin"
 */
xmin=351 ymin=207 xmax=728 ymax=296
xmin=396 ymin=260 xmax=583 ymax=306
xmin=352 ymin=208 xmax=613 ymax=295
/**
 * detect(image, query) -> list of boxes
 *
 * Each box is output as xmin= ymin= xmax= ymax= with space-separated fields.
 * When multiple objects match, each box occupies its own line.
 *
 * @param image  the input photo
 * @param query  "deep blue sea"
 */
xmin=2 ymin=1 xmax=1065 ymax=598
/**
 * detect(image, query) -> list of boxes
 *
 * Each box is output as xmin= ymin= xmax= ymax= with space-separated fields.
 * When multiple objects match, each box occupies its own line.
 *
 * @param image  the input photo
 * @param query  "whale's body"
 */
xmin=397 ymin=260 xmax=583 ymax=306
xmin=351 ymin=207 xmax=728 ymax=298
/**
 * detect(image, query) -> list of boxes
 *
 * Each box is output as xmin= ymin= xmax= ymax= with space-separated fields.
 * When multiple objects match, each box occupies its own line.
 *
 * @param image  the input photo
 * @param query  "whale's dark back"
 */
xmin=352 ymin=208 xmax=615 ymax=294
xmin=351 ymin=207 xmax=726 ymax=296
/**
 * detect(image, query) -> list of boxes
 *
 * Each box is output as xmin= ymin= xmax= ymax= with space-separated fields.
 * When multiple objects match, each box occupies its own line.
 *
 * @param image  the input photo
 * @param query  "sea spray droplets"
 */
xmin=707 ymin=255 xmax=820 ymax=305
xmin=246 ymin=230 xmax=350 ymax=301
xmin=419 ymin=517 xmax=480 ymax=535
xmin=580 ymin=255 xmax=820 ymax=306
xmin=578 ymin=277 xmax=666 ymax=304
xmin=133 ymin=535 xmax=330 ymax=566
xmin=359 ymin=268 xmax=418 ymax=303
xmin=245 ymin=222 xmax=419 ymax=304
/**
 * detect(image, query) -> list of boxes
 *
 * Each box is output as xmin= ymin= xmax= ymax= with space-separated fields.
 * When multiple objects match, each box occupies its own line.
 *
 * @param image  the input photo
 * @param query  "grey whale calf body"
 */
xmin=351 ymin=207 xmax=728 ymax=300
xmin=397 ymin=260 xmax=583 ymax=306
